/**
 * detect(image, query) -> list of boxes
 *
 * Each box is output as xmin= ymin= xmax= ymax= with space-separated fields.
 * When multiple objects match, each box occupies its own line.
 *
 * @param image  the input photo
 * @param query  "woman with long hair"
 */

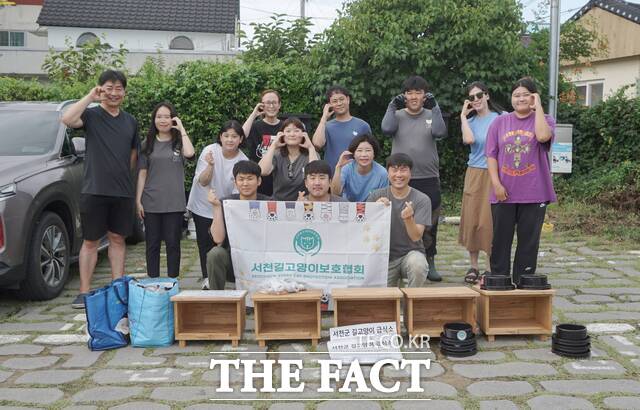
xmin=136 ymin=101 xmax=195 ymax=279
xmin=258 ymin=117 xmax=319 ymax=201
xmin=459 ymin=81 xmax=502 ymax=284
xmin=485 ymin=77 xmax=557 ymax=286
xmin=187 ymin=120 xmax=248 ymax=289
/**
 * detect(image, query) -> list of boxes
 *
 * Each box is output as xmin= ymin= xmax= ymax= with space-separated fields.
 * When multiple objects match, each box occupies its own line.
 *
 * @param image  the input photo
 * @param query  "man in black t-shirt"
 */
xmin=62 ymin=70 xmax=140 ymax=309
xmin=206 ymin=161 xmax=269 ymax=290
xmin=242 ymin=89 xmax=283 ymax=196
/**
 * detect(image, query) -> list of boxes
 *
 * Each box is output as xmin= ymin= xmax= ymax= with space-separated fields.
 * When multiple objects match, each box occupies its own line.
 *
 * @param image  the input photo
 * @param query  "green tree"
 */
xmin=42 ymin=37 xmax=128 ymax=82
xmin=242 ymin=14 xmax=318 ymax=63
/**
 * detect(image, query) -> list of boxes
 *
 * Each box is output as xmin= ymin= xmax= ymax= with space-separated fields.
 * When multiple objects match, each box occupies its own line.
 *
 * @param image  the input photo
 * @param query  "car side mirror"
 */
xmin=72 ymin=137 xmax=85 ymax=157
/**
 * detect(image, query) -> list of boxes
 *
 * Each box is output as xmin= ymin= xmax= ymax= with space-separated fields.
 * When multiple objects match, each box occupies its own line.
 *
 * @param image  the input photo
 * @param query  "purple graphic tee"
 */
xmin=485 ymin=111 xmax=557 ymax=204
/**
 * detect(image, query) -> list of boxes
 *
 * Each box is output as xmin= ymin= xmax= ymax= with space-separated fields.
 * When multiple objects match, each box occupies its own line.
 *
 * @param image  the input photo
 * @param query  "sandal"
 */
xmin=464 ymin=268 xmax=480 ymax=284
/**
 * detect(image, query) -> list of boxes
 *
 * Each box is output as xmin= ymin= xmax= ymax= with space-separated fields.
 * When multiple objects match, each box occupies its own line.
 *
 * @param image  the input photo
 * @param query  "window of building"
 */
xmin=0 ymin=31 xmax=25 ymax=47
xmin=169 ymin=36 xmax=194 ymax=50
xmin=76 ymin=32 xmax=98 ymax=46
xmin=575 ymin=81 xmax=604 ymax=107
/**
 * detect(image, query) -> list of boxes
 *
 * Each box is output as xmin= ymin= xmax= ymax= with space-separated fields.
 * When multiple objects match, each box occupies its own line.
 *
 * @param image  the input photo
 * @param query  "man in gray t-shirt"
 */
xmin=367 ymin=153 xmax=431 ymax=287
xmin=381 ymin=75 xmax=447 ymax=282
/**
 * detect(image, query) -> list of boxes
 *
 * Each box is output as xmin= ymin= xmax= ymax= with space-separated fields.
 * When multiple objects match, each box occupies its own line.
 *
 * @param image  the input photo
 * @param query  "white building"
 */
xmin=0 ymin=0 xmax=239 ymax=77
xmin=562 ymin=0 xmax=640 ymax=106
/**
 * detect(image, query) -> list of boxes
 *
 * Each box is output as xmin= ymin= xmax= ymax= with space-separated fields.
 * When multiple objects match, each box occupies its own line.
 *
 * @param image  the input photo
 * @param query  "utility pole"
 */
xmin=549 ymin=0 xmax=561 ymax=118
xmin=300 ymin=0 xmax=306 ymax=18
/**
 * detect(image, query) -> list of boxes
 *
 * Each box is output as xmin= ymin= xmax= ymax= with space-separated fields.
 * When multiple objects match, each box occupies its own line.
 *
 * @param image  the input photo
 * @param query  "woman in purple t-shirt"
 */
xmin=485 ymin=77 xmax=557 ymax=286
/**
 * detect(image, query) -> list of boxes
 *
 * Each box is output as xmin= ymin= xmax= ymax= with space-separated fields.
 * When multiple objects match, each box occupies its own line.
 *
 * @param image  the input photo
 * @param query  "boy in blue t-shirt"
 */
xmin=312 ymin=85 xmax=372 ymax=172
xmin=331 ymin=134 xmax=388 ymax=202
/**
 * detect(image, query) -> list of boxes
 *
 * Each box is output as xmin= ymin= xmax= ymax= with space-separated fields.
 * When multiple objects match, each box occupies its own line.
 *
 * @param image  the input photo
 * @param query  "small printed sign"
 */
xmin=551 ymin=142 xmax=572 ymax=173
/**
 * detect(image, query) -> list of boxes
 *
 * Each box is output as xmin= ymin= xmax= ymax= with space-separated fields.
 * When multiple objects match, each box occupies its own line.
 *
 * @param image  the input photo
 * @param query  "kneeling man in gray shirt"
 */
xmin=367 ymin=153 xmax=432 ymax=287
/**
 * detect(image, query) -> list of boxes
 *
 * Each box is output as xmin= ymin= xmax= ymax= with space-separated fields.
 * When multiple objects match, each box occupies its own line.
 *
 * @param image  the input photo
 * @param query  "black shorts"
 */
xmin=80 ymin=194 xmax=134 ymax=241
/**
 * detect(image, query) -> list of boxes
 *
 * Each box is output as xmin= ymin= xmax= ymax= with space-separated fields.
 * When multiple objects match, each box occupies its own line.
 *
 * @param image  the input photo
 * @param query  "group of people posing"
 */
xmin=62 ymin=69 xmax=556 ymax=309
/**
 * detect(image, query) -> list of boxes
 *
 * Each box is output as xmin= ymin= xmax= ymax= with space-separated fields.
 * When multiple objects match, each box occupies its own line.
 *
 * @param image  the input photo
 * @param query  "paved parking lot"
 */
xmin=1 ymin=224 xmax=640 ymax=409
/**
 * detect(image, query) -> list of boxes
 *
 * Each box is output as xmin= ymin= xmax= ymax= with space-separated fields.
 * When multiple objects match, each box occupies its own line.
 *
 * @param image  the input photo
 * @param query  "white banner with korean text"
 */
xmin=224 ymin=200 xmax=391 ymax=308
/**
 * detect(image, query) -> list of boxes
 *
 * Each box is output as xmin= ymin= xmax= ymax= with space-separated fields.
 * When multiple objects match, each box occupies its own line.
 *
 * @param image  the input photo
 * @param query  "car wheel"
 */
xmin=20 ymin=212 xmax=70 ymax=300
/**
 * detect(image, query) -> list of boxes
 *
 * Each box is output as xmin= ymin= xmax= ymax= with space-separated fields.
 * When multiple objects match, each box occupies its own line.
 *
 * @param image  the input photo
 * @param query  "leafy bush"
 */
xmin=555 ymin=161 xmax=640 ymax=211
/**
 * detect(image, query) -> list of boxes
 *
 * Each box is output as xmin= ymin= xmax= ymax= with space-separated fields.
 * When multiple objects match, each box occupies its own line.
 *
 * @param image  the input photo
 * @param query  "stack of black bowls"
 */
xmin=552 ymin=324 xmax=590 ymax=358
xmin=440 ymin=322 xmax=477 ymax=357
xmin=480 ymin=275 xmax=515 ymax=291
xmin=518 ymin=274 xmax=552 ymax=290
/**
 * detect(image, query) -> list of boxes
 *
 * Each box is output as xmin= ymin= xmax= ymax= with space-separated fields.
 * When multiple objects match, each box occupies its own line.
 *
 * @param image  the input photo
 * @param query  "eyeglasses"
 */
xmin=468 ymin=91 xmax=485 ymax=101
xmin=287 ymin=162 xmax=294 ymax=179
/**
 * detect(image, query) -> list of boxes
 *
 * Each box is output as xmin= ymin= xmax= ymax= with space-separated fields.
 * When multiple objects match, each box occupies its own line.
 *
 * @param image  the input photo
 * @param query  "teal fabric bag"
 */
xmin=128 ymin=277 xmax=179 ymax=347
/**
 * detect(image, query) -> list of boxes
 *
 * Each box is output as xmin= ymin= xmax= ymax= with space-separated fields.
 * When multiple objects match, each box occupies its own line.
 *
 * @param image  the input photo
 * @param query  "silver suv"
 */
xmin=0 ymin=101 xmax=143 ymax=300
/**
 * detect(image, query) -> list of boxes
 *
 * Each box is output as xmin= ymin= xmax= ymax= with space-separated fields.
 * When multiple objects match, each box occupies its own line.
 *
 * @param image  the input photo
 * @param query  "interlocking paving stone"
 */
xmin=268 ymin=404 xmax=306 ymax=410
xmin=620 ymin=295 xmax=640 ymax=302
xmin=50 ymin=345 xmax=103 ymax=368
xmin=185 ymin=405 xmax=254 ymax=410
xmin=586 ymin=323 xmax=636 ymax=334
xmin=478 ymin=400 xmax=518 ymax=410
xmin=452 ymin=362 xmax=557 ymax=378
xmin=602 ymin=396 xmax=640 ymax=409
xmin=466 ymin=381 xmax=534 ymax=397
xmin=581 ymin=288 xmax=640 ymax=295
xmin=540 ymin=379 xmax=640 ymax=394
xmin=513 ymin=348 xmax=561 ymax=361
xmin=554 ymin=288 xmax=576 ymax=296
xmin=72 ymin=387 xmax=145 ymax=403
xmin=15 ymin=369 xmax=84 ymax=384
xmin=573 ymin=295 xmax=617 ymax=303
xmin=594 ymin=279 xmax=635 ymax=286
xmin=0 ymin=335 xmax=29 ymax=345
xmin=0 ymin=370 xmax=12 ymax=382
xmin=317 ymin=401 xmax=381 ymax=410
xmin=632 ymin=358 xmax=640 ymax=367
xmin=60 ymin=406 xmax=97 ymax=410
xmin=600 ymin=335 xmax=640 ymax=356
xmin=149 ymin=344 xmax=207 ymax=355
xmin=107 ymin=347 xmax=167 ymax=366
xmin=174 ymin=356 xmax=213 ymax=368
xmin=564 ymin=311 xmax=640 ymax=321
xmin=1 ymin=356 xmax=60 ymax=370
xmin=33 ymin=334 xmax=88 ymax=344
xmin=553 ymin=297 xmax=598 ymax=311
xmin=93 ymin=368 xmax=194 ymax=384
xmin=527 ymin=395 xmax=595 ymax=409
xmin=564 ymin=360 xmax=626 ymax=375
xmin=109 ymin=402 xmax=170 ymax=410
xmin=201 ymin=368 xmax=243 ymax=383
xmin=0 ymin=388 xmax=64 ymax=404
xmin=392 ymin=400 xmax=463 ymax=410
xmin=150 ymin=386 xmax=258 ymax=401
xmin=0 ymin=344 xmax=44 ymax=355
xmin=446 ymin=351 xmax=505 ymax=361
xmin=607 ymin=302 xmax=640 ymax=311
xmin=0 ymin=322 xmax=69 ymax=332
xmin=476 ymin=337 xmax=536 ymax=349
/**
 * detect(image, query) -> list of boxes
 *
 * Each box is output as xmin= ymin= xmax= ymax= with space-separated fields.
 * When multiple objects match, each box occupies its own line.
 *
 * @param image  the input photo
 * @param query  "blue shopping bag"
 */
xmin=128 ymin=277 xmax=179 ymax=347
xmin=85 ymin=275 xmax=132 ymax=351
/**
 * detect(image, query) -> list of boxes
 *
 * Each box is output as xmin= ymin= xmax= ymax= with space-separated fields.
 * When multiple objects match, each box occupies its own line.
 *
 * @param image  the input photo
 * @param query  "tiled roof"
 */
xmin=37 ymin=0 xmax=239 ymax=34
xmin=569 ymin=0 xmax=640 ymax=25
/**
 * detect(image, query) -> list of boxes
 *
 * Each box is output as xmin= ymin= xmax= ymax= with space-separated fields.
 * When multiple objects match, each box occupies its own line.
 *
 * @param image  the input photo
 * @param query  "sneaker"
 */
xmin=201 ymin=278 xmax=210 ymax=290
xmin=427 ymin=267 xmax=442 ymax=282
xmin=71 ymin=293 xmax=88 ymax=309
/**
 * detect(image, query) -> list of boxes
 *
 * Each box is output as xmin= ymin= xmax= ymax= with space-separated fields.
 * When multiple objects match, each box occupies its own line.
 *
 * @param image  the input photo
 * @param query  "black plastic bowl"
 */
xmin=518 ymin=274 xmax=552 ymax=290
xmin=481 ymin=275 xmax=515 ymax=290
xmin=443 ymin=322 xmax=473 ymax=341
xmin=556 ymin=324 xmax=588 ymax=340
xmin=552 ymin=334 xmax=590 ymax=347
